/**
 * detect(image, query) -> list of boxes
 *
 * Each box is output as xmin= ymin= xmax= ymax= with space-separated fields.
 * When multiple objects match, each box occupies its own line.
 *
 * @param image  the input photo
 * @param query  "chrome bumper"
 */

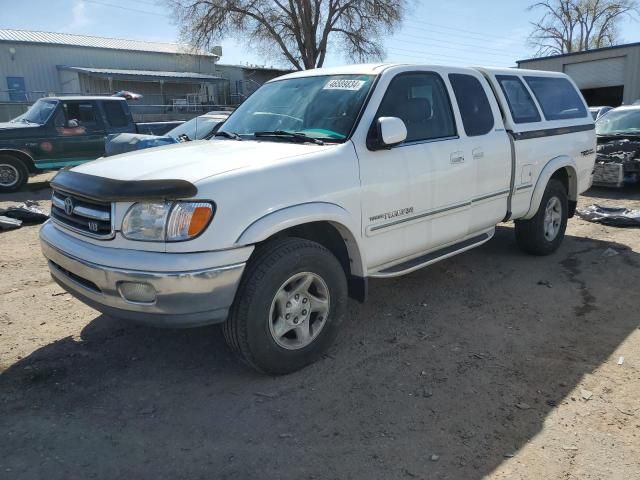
xmin=40 ymin=223 xmax=247 ymax=327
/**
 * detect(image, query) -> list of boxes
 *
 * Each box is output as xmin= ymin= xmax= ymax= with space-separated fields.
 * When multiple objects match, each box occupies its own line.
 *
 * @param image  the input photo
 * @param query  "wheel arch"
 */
xmin=235 ymin=203 xmax=367 ymax=301
xmin=523 ymin=156 xmax=577 ymax=220
xmin=0 ymin=149 xmax=36 ymax=173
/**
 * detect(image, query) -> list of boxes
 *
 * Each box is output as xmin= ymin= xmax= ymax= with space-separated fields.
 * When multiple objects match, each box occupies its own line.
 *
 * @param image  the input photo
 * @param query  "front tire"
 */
xmin=0 ymin=155 xmax=28 ymax=193
xmin=223 ymin=238 xmax=348 ymax=375
xmin=515 ymin=178 xmax=568 ymax=256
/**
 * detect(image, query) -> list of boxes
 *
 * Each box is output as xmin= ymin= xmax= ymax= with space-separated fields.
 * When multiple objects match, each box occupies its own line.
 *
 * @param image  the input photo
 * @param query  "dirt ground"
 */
xmin=1 ymin=173 xmax=639 ymax=480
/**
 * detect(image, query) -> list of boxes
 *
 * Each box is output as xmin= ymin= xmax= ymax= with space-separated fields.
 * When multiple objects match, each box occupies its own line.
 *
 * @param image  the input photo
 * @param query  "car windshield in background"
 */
xmin=168 ymin=116 xmax=224 ymax=141
xmin=596 ymin=109 xmax=640 ymax=135
xmin=12 ymin=99 xmax=58 ymax=125
xmin=218 ymin=74 xmax=375 ymax=142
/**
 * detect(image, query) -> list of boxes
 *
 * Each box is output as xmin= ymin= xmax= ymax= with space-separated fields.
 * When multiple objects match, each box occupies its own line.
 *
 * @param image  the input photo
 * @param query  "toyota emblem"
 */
xmin=64 ymin=197 xmax=74 ymax=216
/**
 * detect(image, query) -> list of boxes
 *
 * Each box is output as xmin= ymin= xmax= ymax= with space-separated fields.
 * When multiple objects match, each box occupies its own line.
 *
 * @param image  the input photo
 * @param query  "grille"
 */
xmin=51 ymin=190 xmax=114 ymax=239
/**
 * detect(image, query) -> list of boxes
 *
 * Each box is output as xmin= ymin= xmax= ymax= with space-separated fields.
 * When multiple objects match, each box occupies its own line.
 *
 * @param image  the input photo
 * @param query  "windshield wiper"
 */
xmin=214 ymin=131 xmax=243 ymax=141
xmin=254 ymin=130 xmax=325 ymax=145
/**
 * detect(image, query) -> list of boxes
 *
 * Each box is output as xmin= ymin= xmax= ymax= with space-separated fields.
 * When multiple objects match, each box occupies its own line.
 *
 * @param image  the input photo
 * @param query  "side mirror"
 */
xmin=66 ymin=119 xmax=79 ymax=128
xmin=368 ymin=117 xmax=407 ymax=150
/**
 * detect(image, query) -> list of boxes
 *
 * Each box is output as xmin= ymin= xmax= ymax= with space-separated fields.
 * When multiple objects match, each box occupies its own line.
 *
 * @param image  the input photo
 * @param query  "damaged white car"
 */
xmin=594 ymin=105 xmax=640 ymax=187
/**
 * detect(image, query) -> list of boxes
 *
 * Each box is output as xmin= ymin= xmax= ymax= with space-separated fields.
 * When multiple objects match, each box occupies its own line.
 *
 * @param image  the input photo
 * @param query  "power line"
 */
xmin=385 ymin=49 xmax=514 ymax=67
xmin=79 ymin=0 xmax=167 ymax=17
xmin=387 ymin=44 xmax=519 ymax=61
xmin=392 ymin=29 xmax=528 ymax=53
xmin=390 ymin=34 xmax=527 ymax=57
xmin=402 ymin=19 xmax=526 ymax=43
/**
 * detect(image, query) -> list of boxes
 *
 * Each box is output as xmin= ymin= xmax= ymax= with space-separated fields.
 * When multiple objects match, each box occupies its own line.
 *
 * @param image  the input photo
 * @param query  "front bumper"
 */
xmin=40 ymin=222 xmax=248 ymax=327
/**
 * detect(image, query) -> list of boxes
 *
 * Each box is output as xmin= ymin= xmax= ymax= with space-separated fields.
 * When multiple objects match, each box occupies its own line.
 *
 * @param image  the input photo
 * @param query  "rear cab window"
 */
xmin=449 ymin=73 xmax=494 ymax=136
xmin=524 ymin=76 xmax=588 ymax=121
xmin=496 ymin=75 xmax=541 ymax=124
xmin=102 ymin=101 xmax=130 ymax=128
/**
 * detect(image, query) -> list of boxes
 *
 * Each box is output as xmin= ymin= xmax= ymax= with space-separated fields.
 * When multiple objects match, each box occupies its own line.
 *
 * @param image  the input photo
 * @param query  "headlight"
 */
xmin=122 ymin=201 xmax=214 ymax=241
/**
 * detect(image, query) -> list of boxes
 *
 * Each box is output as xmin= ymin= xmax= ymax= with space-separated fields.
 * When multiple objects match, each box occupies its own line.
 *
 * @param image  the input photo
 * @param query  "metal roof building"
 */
xmin=0 ymin=29 xmax=290 ymax=119
xmin=517 ymin=42 xmax=640 ymax=107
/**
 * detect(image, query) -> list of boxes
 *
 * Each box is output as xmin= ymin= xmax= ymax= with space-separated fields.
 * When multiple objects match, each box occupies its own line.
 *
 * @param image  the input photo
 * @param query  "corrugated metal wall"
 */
xmin=518 ymin=45 xmax=640 ymax=105
xmin=0 ymin=42 xmax=218 ymax=101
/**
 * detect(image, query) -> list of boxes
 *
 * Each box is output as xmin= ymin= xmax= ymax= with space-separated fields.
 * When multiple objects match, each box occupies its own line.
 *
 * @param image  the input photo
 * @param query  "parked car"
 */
xmin=40 ymin=64 xmax=595 ymax=374
xmin=594 ymin=105 xmax=640 ymax=187
xmin=104 ymin=111 xmax=230 ymax=157
xmin=589 ymin=106 xmax=613 ymax=120
xmin=0 ymin=96 xmax=183 ymax=192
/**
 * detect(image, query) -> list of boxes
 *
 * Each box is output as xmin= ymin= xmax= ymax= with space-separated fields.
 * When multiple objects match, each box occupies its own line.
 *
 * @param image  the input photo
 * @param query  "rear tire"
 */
xmin=0 ymin=155 xmax=28 ymax=193
xmin=515 ymin=178 xmax=568 ymax=256
xmin=223 ymin=237 xmax=347 ymax=375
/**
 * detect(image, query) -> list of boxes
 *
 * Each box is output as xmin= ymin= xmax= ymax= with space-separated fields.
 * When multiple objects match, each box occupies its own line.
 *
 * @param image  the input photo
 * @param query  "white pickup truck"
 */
xmin=40 ymin=64 xmax=596 ymax=374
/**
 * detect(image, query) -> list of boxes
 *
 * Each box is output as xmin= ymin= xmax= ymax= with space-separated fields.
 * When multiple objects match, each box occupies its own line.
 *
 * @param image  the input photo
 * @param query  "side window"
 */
xmin=103 ymin=101 xmax=130 ymax=128
xmin=377 ymin=72 xmax=456 ymax=142
xmin=524 ymin=76 xmax=588 ymax=120
xmin=64 ymin=102 xmax=97 ymax=127
xmin=496 ymin=75 xmax=541 ymax=124
xmin=449 ymin=74 xmax=494 ymax=136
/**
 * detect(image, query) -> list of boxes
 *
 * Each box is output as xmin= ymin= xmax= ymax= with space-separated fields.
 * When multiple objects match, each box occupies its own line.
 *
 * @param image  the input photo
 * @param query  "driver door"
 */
xmin=42 ymin=100 xmax=106 ymax=169
xmin=354 ymin=69 xmax=473 ymax=272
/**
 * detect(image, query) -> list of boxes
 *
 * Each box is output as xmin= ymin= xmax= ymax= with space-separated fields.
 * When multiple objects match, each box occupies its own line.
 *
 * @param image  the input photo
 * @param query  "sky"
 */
xmin=1 ymin=0 xmax=639 ymax=69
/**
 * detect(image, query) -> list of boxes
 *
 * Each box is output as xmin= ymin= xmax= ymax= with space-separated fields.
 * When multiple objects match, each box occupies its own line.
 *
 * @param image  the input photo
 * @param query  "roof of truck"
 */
xmin=274 ymin=64 xmax=571 ymax=81
xmin=36 ymin=96 xmax=127 ymax=102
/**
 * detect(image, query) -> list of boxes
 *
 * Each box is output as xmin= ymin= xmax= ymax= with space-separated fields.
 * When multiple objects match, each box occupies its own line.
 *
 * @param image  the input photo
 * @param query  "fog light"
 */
xmin=118 ymin=282 xmax=157 ymax=304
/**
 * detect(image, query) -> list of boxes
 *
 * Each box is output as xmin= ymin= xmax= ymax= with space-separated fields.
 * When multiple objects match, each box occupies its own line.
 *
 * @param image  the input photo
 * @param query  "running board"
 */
xmin=372 ymin=233 xmax=492 ymax=278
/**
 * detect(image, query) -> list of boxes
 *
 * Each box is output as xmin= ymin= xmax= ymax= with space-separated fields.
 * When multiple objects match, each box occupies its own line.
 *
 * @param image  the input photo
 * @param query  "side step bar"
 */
xmin=372 ymin=232 xmax=492 ymax=278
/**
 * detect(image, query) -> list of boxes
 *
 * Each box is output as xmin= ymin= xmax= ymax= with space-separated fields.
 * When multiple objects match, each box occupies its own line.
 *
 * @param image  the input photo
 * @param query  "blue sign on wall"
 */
xmin=7 ymin=76 xmax=26 ymax=102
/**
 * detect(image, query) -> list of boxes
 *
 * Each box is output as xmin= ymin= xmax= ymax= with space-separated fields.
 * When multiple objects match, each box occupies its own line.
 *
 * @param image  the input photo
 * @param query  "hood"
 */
xmin=72 ymin=139 xmax=334 ymax=183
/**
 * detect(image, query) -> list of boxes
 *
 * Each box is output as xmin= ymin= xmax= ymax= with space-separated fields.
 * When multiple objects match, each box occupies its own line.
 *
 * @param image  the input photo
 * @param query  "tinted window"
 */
xmin=496 ymin=75 xmax=541 ymax=124
xmin=103 ymin=101 xmax=129 ymax=128
xmin=449 ymin=74 xmax=494 ymax=136
xmin=377 ymin=72 xmax=456 ymax=142
xmin=524 ymin=76 xmax=588 ymax=120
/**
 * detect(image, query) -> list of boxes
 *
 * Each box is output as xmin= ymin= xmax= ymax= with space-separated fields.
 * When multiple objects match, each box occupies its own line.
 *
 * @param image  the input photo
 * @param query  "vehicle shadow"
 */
xmin=0 ymin=182 xmax=51 ymax=203
xmin=1 ymin=226 xmax=638 ymax=479
xmin=581 ymin=185 xmax=640 ymax=201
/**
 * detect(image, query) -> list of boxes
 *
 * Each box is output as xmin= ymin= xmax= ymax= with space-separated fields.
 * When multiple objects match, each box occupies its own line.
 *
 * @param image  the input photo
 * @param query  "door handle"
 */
xmin=450 ymin=151 xmax=465 ymax=164
xmin=472 ymin=148 xmax=484 ymax=160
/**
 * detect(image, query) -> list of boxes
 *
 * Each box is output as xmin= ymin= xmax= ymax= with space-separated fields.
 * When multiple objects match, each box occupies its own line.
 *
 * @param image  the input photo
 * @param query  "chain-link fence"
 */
xmin=0 ymin=91 xmax=239 ymax=122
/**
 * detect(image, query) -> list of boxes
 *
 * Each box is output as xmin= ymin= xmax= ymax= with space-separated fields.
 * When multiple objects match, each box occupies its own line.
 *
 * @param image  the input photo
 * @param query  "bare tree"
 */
xmin=528 ymin=0 xmax=638 ymax=57
xmin=169 ymin=0 xmax=407 ymax=70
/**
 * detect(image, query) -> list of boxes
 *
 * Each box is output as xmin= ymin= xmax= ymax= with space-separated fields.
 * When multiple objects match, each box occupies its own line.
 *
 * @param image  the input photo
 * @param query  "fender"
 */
xmin=523 ymin=155 xmax=578 ymax=219
xmin=235 ymin=202 xmax=367 ymax=277
xmin=0 ymin=149 xmax=36 ymax=172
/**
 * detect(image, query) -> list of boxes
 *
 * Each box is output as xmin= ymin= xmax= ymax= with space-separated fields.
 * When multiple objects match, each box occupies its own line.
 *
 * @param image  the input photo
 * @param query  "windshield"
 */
xmin=596 ymin=109 xmax=640 ymax=135
xmin=218 ymin=74 xmax=375 ymax=141
xmin=168 ymin=116 xmax=224 ymax=140
xmin=12 ymin=99 xmax=58 ymax=125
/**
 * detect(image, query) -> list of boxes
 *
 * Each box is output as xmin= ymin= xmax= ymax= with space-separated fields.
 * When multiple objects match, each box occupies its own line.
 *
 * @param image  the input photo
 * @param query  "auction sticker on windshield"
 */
xmin=323 ymin=79 xmax=366 ymax=91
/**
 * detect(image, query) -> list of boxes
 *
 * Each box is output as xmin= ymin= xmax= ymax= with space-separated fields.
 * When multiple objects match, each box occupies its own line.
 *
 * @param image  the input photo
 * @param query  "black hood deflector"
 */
xmin=50 ymin=170 xmax=198 ymax=202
